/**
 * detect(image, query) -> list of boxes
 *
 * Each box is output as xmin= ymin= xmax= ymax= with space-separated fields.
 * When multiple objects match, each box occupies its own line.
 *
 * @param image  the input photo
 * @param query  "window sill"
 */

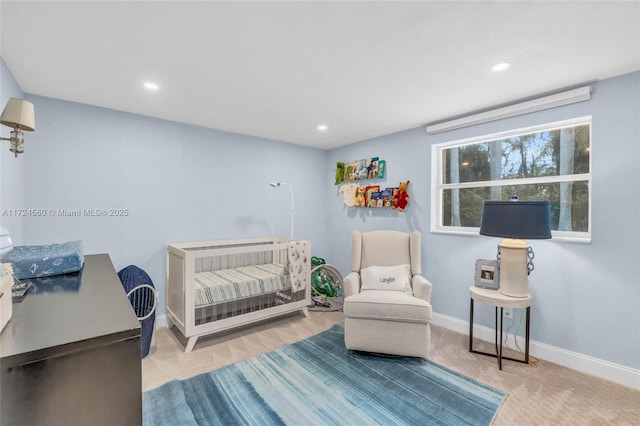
xmin=430 ymin=227 xmax=591 ymax=244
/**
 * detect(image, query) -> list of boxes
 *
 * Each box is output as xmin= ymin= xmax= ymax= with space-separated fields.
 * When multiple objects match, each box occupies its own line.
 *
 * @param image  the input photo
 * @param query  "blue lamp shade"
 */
xmin=479 ymin=201 xmax=552 ymax=239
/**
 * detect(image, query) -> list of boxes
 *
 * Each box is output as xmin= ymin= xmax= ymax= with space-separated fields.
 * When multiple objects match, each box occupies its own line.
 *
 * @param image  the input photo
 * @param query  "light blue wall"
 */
xmin=0 ymin=58 xmax=25 ymax=243
xmin=20 ymin=95 xmax=328 ymax=316
xmin=326 ymin=71 xmax=640 ymax=370
xmin=4 ymin=55 xmax=639 ymax=371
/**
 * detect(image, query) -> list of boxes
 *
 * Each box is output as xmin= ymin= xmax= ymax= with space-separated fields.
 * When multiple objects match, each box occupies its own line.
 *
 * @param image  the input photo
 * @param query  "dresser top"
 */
xmin=0 ymin=254 xmax=140 ymax=361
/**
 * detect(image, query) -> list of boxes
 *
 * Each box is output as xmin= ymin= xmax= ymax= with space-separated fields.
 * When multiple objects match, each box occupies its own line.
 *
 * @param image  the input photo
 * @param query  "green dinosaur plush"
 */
xmin=335 ymin=162 xmax=345 ymax=185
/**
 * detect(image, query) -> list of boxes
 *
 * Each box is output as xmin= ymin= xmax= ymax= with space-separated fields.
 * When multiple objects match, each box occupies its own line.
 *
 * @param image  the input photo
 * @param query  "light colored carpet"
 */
xmin=143 ymin=323 xmax=505 ymax=425
xmin=143 ymin=312 xmax=640 ymax=425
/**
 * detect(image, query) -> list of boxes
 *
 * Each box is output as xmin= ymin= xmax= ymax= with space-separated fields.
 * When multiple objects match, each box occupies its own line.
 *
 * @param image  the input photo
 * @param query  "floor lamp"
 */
xmin=269 ymin=182 xmax=294 ymax=239
xmin=479 ymin=200 xmax=551 ymax=298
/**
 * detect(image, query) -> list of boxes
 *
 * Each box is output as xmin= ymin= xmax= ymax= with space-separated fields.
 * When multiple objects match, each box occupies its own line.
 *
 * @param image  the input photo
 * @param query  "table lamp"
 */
xmin=479 ymin=199 xmax=551 ymax=297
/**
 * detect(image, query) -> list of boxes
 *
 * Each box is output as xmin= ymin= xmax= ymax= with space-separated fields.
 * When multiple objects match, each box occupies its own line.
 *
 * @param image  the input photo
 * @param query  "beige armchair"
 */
xmin=343 ymin=230 xmax=433 ymax=358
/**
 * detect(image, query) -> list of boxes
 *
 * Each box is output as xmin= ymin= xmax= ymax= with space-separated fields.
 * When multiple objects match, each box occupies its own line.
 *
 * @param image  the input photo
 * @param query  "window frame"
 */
xmin=430 ymin=116 xmax=592 ymax=242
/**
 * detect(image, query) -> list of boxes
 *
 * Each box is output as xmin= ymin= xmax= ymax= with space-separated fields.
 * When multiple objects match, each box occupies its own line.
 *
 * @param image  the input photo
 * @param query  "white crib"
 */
xmin=166 ymin=237 xmax=311 ymax=352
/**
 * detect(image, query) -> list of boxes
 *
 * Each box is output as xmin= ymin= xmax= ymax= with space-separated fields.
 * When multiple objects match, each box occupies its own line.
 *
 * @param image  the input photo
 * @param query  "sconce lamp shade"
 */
xmin=0 ymin=98 xmax=35 ymax=131
xmin=480 ymin=201 xmax=551 ymax=240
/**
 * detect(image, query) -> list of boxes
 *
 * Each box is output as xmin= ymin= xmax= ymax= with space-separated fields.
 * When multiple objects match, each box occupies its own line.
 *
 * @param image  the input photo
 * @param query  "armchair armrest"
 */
xmin=343 ymin=271 xmax=361 ymax=298
xmin=412 ymin=275 xmax=432 ymax=303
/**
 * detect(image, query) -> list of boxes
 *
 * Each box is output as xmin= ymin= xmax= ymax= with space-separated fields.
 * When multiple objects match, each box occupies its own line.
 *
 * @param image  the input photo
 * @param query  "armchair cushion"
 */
xmin=360 ymin=264 xmax=412 ymax=293
xmin=344 ymin=290 xmax=432 ymax=324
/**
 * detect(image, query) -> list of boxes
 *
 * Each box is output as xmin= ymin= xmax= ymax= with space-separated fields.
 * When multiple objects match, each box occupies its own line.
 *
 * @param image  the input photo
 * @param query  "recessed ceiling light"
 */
xmin=491 ymin=63 xmax=510 ymax=72
xmin=143 ymin=82 xmax=159 ymax=91
xmin=317 ymin=124 xmax=328 ymax=131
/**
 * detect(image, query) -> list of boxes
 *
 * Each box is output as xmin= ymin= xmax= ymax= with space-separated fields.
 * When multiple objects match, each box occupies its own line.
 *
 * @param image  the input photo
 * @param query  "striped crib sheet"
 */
xmin=193 ymin=264 xmax=288 ymax=307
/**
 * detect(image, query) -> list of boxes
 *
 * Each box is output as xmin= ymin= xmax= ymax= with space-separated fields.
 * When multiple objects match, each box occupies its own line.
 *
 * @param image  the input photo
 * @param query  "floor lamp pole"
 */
xmin=269 ymin=182 xmax=294 ymax=239
xmin=284 ymin=182 xmax=294 ymax=240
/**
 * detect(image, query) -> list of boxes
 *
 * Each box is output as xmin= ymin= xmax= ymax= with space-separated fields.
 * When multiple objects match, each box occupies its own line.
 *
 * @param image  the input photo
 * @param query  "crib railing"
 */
xmin=194 ymin=288 xmax=307 ymax=326
xmin=166 ymin=238 xmax=311 ymax=352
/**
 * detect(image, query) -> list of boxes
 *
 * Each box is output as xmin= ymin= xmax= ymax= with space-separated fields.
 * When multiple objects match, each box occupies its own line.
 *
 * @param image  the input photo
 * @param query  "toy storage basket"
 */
xmin=117 ymin=265 xmax=157 ymax=358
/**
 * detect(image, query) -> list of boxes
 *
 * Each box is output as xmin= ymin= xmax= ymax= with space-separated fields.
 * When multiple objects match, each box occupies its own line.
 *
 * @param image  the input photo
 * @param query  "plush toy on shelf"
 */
xmin=392 ymin=180 xmax=410 ymax=212
xmin=335 ymin=162 xmax=345 ymax=185
xmin=355 ymin=185 xmax=366 ymax=207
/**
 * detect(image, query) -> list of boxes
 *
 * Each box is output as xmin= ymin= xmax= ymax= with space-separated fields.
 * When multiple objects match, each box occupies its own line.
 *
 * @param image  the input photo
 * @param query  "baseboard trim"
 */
xmin=431 ymin=312 xmax=640 ymax=390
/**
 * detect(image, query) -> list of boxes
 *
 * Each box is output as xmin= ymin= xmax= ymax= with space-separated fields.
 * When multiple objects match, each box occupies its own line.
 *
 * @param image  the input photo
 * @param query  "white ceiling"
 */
xmin=1 ymin=1 xmax=639 ymax=149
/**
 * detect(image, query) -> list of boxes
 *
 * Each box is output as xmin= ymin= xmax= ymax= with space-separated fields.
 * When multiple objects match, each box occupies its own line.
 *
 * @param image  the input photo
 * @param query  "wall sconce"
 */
xmin=0 ymin=98 xmax=36 ymax=157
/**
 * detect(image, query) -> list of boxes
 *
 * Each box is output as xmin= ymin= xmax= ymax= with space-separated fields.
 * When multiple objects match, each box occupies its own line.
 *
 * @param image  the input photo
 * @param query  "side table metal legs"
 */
xmin=469 ymin=298 xmax=530 ymax=370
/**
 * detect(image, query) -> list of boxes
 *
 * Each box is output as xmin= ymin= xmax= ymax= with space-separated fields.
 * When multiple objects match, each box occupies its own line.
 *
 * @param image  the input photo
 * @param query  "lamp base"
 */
xmin=498 ymin=239 xmax=530 ymax=298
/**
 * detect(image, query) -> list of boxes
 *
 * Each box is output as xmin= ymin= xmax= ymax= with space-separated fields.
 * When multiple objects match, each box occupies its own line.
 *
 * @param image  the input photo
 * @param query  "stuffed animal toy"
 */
xmin=392 ymin=180 xmax=410 ymax=212
xmin=335 ymin=162 xmax=345 ymax=185
xmin=355 ymin=185 xmax=366 ymax=207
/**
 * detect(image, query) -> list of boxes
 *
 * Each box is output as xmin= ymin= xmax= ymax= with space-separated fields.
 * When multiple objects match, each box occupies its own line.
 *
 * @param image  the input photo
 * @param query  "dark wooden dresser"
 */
xmin=0 ymin=254 xmax=141 ymax=426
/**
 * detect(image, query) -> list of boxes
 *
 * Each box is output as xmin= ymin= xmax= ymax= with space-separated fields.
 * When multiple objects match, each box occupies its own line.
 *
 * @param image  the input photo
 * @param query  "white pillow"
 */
xmin=360 ymin=264 xmax=412 ymax=292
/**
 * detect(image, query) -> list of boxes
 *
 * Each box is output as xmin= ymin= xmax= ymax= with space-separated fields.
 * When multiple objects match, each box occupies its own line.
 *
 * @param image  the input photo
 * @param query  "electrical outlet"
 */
xmin=503 ymin=308 xmax=513 ymax=319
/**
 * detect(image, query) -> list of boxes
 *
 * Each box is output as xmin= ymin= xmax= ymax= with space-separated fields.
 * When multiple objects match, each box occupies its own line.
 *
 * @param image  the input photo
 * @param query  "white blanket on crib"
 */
xmin=193 ymin=263 xmax=287 ymax=307
xmin=287 ymin=240 xmax=310 ymax=292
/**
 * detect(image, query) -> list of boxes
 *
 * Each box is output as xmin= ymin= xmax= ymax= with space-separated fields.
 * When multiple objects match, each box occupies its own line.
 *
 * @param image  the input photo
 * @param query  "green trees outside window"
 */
xmin=434 ymin=118 xmax=591 ymax=238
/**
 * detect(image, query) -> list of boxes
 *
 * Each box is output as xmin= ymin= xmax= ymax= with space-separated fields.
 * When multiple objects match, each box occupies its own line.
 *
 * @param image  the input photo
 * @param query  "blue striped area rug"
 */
xmin=143 ymin=323 xmax=506 ymax=425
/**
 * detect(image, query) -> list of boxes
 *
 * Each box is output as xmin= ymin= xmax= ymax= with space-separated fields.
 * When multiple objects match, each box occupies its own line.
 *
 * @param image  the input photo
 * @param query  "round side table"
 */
xmin=469 ymin=286 xmax=531 ymax=370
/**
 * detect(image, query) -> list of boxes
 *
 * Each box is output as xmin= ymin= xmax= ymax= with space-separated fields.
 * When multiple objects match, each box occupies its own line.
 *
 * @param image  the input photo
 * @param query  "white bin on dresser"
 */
xmin=0 ymin=264 xmax=12 ymax=333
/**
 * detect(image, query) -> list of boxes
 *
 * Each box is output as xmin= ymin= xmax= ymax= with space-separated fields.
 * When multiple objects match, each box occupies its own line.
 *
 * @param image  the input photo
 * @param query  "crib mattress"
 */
xmin=5 ymin=240 xmax=84 ymax=279
xmin=193 ymin=263 xmax=288 ymax=307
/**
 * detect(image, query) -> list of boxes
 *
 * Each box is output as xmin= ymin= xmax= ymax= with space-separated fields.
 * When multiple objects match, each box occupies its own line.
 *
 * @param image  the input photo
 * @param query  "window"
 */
xmin=432 ymin=117 xmax=591 ymax=241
